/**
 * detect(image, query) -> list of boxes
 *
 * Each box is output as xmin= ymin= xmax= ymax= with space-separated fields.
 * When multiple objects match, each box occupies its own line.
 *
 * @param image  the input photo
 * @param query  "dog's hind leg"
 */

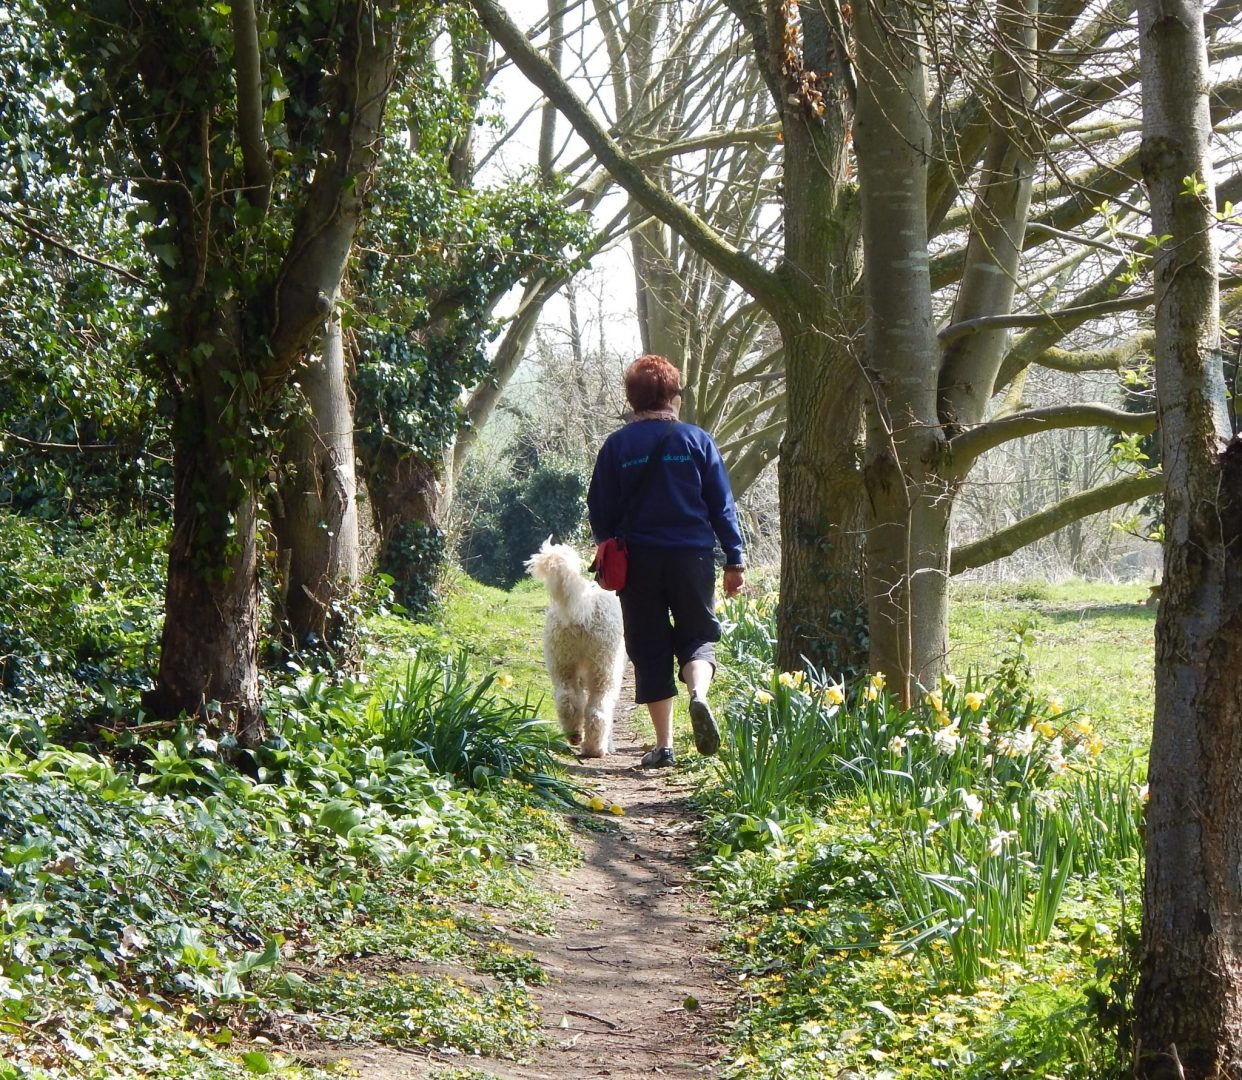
xmin=579 ymin=702 xmax=613 ymax=757
xmin=552 ymin=684 xmax=587 ymax=746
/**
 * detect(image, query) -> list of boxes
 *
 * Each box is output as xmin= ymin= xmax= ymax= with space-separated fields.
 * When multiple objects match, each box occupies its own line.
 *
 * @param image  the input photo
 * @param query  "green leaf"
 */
xmin=241 ymin=1052 xmax=273 ymax=1074
xmin=316 ymin=799 xmax=365 ymax=836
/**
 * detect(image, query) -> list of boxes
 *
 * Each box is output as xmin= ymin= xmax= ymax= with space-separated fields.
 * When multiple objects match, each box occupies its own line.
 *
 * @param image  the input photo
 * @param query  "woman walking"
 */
xmin=587 ymin=354 xmax=745 ymax=768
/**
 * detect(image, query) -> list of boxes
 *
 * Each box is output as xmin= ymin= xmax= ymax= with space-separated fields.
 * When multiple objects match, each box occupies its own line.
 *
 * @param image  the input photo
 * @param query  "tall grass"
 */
xmin=368 ymin=650 xmax=579 ymax=804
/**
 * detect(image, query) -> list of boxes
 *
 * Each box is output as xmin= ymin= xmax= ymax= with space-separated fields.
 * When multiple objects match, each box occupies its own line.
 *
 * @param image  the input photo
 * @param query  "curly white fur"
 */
xmin=524 ymin=538 xmax=626 ymax=758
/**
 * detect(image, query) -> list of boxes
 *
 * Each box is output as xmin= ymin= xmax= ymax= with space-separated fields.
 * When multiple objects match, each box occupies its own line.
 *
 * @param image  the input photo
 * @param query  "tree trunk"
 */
xmin=273 ymin=314 xmax=360 ymax=653
xmin=853 ymin=0 xmax=945 ymax=697
xmin=776 ymin=318 xmax=868 ymax=675
xmin=366 ymin=450 xmax=443 ymax=613
xmin=632 ymin=216 xmax=686 ymax=362
xmin=146 ymin=308 xmax=263 ymax=741
xmin=1134 ymin=0 xmax=1242 ymax=1073
xmin=769 ymin=0 xmax=868 ymax=676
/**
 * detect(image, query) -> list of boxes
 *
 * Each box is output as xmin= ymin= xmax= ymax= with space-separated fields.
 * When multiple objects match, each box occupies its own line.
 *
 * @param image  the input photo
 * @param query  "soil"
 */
xmin=297 ymin=697 xmax=732 ymax=1079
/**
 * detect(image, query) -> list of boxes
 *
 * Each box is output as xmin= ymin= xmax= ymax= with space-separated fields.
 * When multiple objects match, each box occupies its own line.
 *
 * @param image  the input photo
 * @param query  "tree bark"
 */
xmin=1134 ymin=0 xmax=1242 ymax=1072
xmin=853 ymin=0 xmax=945 ymax=697
xmin=146 ymin=304 xmax=263 ymax=739
xmin=776 ymin=319 xmax=868 ymax=675
xmin=272 ymin=314 xmax=360 ymax=653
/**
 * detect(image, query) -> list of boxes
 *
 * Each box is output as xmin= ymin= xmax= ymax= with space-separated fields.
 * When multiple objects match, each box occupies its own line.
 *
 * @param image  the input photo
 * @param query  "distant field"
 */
xmin=949 ymin=580 xmax=1155 ymax=764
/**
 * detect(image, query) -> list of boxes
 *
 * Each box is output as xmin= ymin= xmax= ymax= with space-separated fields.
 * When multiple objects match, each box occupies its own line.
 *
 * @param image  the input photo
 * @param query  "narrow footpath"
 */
xmin=351 ymin=696 xmax=731 ymax=1079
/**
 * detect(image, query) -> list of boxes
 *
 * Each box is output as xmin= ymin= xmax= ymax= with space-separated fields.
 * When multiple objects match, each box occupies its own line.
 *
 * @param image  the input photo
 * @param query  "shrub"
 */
xmin=0 ymin=512 xmax=164 ymax=738
xmin=455 ymin=437 xmax=586 ymax=589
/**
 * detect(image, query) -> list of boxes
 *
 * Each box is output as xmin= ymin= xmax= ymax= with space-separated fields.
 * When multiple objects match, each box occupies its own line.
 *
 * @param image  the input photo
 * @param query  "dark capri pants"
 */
xmin=618 ymin=546 xmax=720 ymax=704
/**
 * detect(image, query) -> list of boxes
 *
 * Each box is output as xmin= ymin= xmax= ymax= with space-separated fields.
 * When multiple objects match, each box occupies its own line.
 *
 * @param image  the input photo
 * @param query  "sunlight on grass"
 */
xmin=949 ymin=580 xmax=1154 ymax=763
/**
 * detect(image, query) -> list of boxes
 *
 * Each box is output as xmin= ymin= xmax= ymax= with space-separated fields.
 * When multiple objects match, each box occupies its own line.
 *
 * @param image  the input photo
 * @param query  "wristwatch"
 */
xmin=724 ymin=564 xmax=745 ymax=572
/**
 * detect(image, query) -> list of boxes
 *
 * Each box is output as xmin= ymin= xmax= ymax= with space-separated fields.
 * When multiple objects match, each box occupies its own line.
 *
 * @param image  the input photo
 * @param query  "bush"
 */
xmin=0 ymin=512 xmax=164 ymax=737
xmin=456 ymin=436 xmax=587 ymax=588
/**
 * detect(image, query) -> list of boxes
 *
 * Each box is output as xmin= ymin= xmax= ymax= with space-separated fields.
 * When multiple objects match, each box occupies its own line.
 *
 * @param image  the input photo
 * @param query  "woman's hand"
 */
xmin=723 ymin=567 xmax=744 ymax=598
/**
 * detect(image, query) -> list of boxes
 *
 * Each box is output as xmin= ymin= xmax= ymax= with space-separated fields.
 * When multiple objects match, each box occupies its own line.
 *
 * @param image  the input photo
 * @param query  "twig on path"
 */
xmin=565 ymin=944 xmax=608 ymax=952
xmin=566 ymin=1008 xmax=618 ymax=1029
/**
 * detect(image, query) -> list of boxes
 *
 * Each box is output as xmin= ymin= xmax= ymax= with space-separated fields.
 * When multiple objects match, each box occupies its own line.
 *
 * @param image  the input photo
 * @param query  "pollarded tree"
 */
xmin=48 ymin=0 xmax=424 ymax=739
xmin=471 ymin=0 xmax=1242 ymax=691
xmin=1133 ymin=0 xmax=1242 ymax=1070
xmin=475 ymin=0 xmax=870 ymax=673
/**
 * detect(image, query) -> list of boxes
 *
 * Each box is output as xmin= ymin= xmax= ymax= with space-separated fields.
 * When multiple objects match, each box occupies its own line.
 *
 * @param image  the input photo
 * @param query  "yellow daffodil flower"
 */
xmin=964 ymin=691 xmax=985 ymax=711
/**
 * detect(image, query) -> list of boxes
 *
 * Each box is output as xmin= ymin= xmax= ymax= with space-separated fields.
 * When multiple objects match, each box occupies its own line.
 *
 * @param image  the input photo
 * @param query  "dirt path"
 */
xmin=345 ymin=698 xmax=732 ymax=1079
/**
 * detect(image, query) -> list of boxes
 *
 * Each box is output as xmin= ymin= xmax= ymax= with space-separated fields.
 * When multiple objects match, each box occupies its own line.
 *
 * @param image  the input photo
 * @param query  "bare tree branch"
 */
xmin=0 ymin=209 xmax=148 ymax=286
xmin=949 ymin=403 xmax=1157 ymax=466
xmin=469 ymin=0 xmax=791 ymax=314
xmin=951 ymin=472 xmax=1162 ymax=574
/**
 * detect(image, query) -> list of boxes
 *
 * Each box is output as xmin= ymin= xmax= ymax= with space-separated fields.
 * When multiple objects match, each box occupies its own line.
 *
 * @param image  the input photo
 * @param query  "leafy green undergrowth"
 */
xmin=0 ymin=567 xmax=602 ymax=1077
xmin=705 ymin=594 xmax=1146 ymax=1078
xmin=0 ymin=511 xmax=166 ymax=742
xmin=0 ymin=730 xmax=569 ymax=1077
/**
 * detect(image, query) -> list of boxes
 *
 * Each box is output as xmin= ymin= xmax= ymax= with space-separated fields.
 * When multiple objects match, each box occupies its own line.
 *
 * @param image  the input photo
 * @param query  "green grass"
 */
xmin=367 ymin=570 xmax=552 ymax=713
xmin=949 ymin=580 xmax=1154 ymax=764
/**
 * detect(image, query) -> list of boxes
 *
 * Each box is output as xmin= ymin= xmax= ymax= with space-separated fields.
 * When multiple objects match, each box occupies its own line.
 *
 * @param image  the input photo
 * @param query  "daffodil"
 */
xmin=1046 ymin=696 xmax=1064 ymax=716
xmin=824 ymin=684 xmax=845 ymax=706
xmin=778 ymin=671 xmax=796 ymax=688
xmin=589 ymin=795 xmax=606 ymax=812
xmin=961 ymin=791 xmax=984 ymax=821
xmin=864 ymin=684 xmax=879 ymax=702
xmin=888 ymin=735 xmax=907 ymax=753
xmin=498 ymin=672 xmax=515 ymax=690
xmin=964 ymin=691 xmax=985 ymax=711
xmin=932 ymin=721 xmax=961 ymax=756
xmin=609 ymin=803 xmax=625 ymax=816
xmin=870 ymin=671 xmax=887 ymax=691
xmin=986 ymin=830 xmax=1016 ymax=858
xmin=1036 ymin=720 xmax=1058 ymax=739
xmin=754 ymin=689 xmax=773 ymax=705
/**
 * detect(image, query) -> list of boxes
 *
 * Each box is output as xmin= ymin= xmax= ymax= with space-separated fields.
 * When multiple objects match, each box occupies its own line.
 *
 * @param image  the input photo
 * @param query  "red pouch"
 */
xmin=590 ymin=538 xmax=628 ymax=591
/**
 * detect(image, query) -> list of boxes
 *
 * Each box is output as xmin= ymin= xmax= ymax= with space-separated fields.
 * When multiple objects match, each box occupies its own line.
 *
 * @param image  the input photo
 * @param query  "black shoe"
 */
xmin=688 ymin=693 xmax=720 ymax=756
xmin=640 ymin=746 xmax=676 ymax=769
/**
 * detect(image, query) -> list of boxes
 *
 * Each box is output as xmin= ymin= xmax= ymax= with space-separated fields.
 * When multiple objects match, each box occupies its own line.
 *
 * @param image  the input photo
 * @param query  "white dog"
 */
xmin=524 ymin=539 xmax=626 ymax=758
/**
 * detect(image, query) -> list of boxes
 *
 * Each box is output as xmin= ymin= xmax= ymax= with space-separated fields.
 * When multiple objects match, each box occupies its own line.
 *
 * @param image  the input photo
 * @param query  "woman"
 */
xmin=587 ymin=354 xmax=745 ymax=768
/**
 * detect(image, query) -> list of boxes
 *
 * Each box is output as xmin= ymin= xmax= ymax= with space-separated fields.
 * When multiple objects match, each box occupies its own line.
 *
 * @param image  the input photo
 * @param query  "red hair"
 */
xmin=624 ymin=354 xmax=681 ymax=412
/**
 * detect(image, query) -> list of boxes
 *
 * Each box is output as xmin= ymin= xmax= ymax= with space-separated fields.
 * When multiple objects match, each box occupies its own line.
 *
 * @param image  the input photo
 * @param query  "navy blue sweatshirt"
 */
xmin=587 ymin=419 xmax=745 ymax=567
